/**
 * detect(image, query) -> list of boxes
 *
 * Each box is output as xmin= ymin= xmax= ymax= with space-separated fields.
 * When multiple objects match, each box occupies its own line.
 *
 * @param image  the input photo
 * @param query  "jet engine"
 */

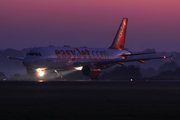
xmin=82 ymin=65 xmax=101 ymax=77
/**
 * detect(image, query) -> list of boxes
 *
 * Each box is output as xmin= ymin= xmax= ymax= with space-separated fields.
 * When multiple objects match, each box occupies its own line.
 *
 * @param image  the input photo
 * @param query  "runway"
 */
xmin=0 ymin=80 xmax=180 ymax=120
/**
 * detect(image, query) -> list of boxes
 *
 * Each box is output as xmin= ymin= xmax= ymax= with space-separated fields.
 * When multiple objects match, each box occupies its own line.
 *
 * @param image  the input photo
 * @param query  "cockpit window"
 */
xmin=29 ymin=53 xmax=34 ymax=55
xmin=26 ymin=52 xmax=42 ymax=56
xmin=38 ymin=53 xmax=42 ymax=56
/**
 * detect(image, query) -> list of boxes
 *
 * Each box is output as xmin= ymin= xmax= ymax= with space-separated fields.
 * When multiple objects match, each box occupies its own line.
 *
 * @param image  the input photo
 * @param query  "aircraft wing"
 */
xmin=73 ymin=55 xmax=172 ymax=66
xmin=7 ymin=56 xmax=24 ymax=60
xmin=121 ymin=52 xmax=155 ymax=57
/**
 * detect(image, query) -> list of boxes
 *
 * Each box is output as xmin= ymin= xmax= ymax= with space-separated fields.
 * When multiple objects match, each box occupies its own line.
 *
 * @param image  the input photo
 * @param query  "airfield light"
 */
xmin=163 ymin=56 xmax=166 ymax=59
xmin=74 ymin=66 xmax=83 ymax=70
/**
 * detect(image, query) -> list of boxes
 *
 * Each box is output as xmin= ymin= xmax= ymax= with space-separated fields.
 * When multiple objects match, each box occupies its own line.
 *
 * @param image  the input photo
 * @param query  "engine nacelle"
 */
xmin=82 ymin=65 xmax=101 ymax=77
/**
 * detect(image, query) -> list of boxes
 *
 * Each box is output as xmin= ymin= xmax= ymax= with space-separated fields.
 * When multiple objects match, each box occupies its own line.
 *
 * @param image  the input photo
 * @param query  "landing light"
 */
xmin=39 ymin=71 xmax=44 ymax=76
xmin=36 ymin=68 xmax=46 ymax=77
xmin=74 ymin=66 xmax=83 ymax=70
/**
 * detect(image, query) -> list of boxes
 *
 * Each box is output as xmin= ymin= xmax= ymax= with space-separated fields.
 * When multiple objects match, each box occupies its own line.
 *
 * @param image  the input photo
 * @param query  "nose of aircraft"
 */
xmin=22 ymin=57 xmax=34 ymax=68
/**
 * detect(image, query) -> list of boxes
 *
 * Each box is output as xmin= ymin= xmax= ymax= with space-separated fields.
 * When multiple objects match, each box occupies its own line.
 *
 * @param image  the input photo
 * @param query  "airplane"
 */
xmin=7 ymin=18 xmax=172 ymax=79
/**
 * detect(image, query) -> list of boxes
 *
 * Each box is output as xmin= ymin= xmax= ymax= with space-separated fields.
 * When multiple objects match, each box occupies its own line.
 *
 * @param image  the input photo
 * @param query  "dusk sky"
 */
xmin=0 ymin=0 xmax=180 ymax=52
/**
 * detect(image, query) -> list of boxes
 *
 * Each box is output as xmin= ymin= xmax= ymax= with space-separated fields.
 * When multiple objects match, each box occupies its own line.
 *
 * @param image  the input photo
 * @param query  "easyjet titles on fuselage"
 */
xmin=55 ymin=48 xmax=109 ymax=61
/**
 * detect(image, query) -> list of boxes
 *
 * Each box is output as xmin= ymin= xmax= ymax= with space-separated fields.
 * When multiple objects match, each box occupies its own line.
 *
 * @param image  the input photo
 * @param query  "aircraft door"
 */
xmin=45 ymin=49 xmax=51 ymax=62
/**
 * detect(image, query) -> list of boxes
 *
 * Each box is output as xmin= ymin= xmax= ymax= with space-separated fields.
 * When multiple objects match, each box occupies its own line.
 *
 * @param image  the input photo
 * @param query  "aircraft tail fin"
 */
xmin=109 ymin=18 xmax=128 ymax=50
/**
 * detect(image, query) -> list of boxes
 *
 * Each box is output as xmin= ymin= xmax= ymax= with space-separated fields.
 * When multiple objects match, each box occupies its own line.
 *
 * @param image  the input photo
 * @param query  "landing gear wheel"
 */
xmin=54 ymin=70 xmax=60 ymax=77
xmin=54 ymin=70 xmax=63 ymax=79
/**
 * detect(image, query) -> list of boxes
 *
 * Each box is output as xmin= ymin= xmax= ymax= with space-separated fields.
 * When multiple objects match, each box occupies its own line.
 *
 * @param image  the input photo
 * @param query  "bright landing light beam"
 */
xmin=74 ymin=66 xmax=83 ymax=70
xmin=38 ymin=71 xmax=44 ymax=76
xmin=36 ymin=68 xmax=46 ymax=77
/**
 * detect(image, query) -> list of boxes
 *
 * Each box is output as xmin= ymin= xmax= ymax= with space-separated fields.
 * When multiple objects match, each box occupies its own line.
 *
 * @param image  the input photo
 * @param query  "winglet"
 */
xmin=109 ymin=18 xmax=128 ymax=50
xmin=7 ymin=55 xmax=12 ymax=60
xmin=170 ymin=55 xmax=173 ymax=60
xmin=163 ymin=55 xmax=173 ymax=60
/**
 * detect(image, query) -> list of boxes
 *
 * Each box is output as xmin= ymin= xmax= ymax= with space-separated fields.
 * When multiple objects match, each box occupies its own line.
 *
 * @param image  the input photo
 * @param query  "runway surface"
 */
xmin=0 ymin=80 xmax=180 ymax=120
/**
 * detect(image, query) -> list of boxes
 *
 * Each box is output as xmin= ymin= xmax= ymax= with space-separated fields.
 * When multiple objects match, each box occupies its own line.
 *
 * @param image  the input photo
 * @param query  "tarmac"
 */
xmin=0 ymin=79 xmax=180 ymax=120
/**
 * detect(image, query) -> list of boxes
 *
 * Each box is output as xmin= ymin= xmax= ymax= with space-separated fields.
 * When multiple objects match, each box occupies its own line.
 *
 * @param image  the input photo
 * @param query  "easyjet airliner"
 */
xmin=8 ymin=18 xmax=172 ymax=79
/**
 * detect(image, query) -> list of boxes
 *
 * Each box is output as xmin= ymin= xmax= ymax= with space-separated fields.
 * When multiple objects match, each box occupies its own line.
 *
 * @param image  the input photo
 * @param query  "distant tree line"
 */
xmin=101 ymin=61 xmax=180 ymax=80
xmin=0 ymin=72 xmax=6 ymax=79
xmin=101 ymin=65 xmax=142 ymax=80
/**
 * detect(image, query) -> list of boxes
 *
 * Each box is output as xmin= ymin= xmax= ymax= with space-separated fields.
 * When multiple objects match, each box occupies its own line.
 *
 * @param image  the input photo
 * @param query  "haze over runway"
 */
xmin=0 ymin=0 xmax=180 ymax=52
